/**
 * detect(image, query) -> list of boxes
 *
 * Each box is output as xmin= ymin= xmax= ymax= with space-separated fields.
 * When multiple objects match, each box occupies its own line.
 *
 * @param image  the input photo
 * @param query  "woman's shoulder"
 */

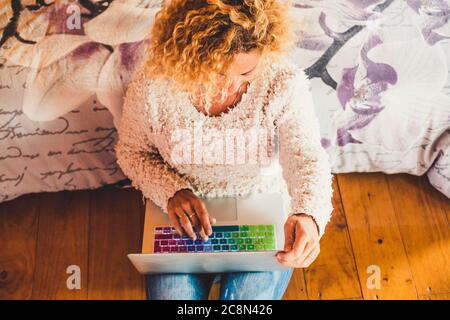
xmin=258 ymin=56 xmax=310 ymax=120
xmin=124 ymin=66 xmax=174 ymax=115
xmin=124 ymin=68 xmax=153 ymax=109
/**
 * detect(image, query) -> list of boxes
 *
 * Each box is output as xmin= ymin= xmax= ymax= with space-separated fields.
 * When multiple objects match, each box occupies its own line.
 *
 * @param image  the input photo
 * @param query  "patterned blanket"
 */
xmin=0 ymin=0 xmax=449 ymax=202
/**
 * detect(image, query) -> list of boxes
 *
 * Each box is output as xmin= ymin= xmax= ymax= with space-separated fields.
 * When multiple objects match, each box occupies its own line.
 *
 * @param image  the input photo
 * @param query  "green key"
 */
xmin=256 ymin=244 xmax=265 ymax=251
xmin=264 ymin=244 xmax=275 ymax=250
xmin=249 ymin=225 xmax=258 ymax=232
xmin=265 ymin=238 xmax=274 ymax=244
xmin=237 ymin=238 xmax=244 ymax=244
xmin=249 ymin=231 xmax=256 ymax=237
xmin=240 ymin=225 xmax=249 ymax=231
xmin=232 ymin=232 xmax=239 ymax=238
xmin=238 ymin=244 xmax=246 ymax=251
xmin=228 ymin=239 xmax=236 ymax=244
xmin=245 ymin=238 xmax=252 ymax=244
xmin=231 ymin=245 xmax=238 ymax=251
xmin=224 ymin=232 xmax=231 ymax=238
xmin=240 ymin=232 xmax=248 ymax=238
xmin=247 ymin=244 xmax=255 ymax=251
xmin=266 ymin=225 xmax=274 ymax=231
xmin=265 ymin=231 xmax=274 ymax=237
xmin=258 ymin=225 xmax=266 ymax=232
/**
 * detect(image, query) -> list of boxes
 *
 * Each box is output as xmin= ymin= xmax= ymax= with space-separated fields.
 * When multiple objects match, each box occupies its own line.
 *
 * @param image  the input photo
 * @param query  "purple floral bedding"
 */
xmin=0 ymin=0 xmax=449 ymax=203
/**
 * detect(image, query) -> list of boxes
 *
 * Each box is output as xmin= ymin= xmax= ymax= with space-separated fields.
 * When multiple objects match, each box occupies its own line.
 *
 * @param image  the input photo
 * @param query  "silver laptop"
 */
xmin=128 ymin=193 xmax=291 ymax=274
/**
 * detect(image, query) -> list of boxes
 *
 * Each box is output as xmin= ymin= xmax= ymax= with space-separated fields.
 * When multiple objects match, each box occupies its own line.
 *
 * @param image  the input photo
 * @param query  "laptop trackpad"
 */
xmin=202 ymin=197 xmax=237 ymax=222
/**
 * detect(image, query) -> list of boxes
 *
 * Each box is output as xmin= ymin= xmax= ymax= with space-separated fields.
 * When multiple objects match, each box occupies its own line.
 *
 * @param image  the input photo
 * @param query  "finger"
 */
xmin=191 ymin=198 xmax=213 ymax=236
xmin=278 ymin=222 xmax=308 ymax=262
xmin=282 ymin=218 xmax=296 ymax=252
xmin=189 ymin=213 xmax=208 ymax=241
xmin=299 ymin=245 xmax=320 ymax=268
xmin=174 ymin=207 xmax=196 ymax=240
xmin=291 ymin=222 xmax=313 ymax=258
xmin=297 ymin=239 xmax=319 ymax=264
xmin=180 ymin=201 xmax=199 ymax=231
xmin=168 ymin=210 xmax=184 ymax=236
xmin=276 ymin=256 xmax=297 ymax=268
xmin=209 ymin=216 xmax=217 ymax=225
xmin=198 ymin=227 xmax=208 ymax=241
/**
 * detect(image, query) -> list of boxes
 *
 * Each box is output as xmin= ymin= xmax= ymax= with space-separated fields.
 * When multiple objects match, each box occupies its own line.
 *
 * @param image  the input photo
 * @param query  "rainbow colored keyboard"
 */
xmin=153 ymin=224 xmax=276 ymax=253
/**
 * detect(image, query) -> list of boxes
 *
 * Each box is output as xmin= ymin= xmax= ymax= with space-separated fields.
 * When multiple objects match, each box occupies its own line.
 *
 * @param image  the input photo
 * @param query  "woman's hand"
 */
xmin=167 ymin=189 xmax=216 ymax=241
xmin=276 ymin=213 xmax=320 ymax=268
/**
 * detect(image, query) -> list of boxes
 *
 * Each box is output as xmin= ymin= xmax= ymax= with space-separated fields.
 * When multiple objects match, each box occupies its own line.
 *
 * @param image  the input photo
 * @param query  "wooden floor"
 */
xmin=0 ymin=173 xmax=449 ymax=300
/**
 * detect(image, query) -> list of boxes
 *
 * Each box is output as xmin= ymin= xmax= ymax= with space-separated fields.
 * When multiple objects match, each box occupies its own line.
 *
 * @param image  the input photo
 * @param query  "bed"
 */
xmin=0 ymin=0 xmax=449 ymax=203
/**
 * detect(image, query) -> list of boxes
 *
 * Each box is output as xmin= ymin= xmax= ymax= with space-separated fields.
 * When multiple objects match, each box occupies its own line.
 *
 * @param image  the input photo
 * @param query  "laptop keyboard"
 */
xmin=153 ymin=224 xmax=276 ymax=253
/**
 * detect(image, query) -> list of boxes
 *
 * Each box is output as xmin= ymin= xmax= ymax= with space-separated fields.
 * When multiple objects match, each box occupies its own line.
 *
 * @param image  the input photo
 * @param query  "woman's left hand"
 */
xmin=276 ymin=213 xmax=320 ymax=268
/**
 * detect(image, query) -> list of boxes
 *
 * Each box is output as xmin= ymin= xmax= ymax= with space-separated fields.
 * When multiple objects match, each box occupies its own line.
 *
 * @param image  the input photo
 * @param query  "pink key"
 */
xmin=155 ymin=234 xmax=172 ymax=240
xmin=169 ymin=240 xmax=177 ymax=245
xmin=161 ymin=240 xmax=168 ymax=246
xmin=162 ymin=246 xmax=170 ymax=252
xmin=170 ymin=246 xmax=177 ymax=252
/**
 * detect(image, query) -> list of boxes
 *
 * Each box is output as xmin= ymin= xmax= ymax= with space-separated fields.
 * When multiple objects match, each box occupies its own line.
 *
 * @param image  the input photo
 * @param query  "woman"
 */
xmin=115 ymin=0 xmax=334 ymax=300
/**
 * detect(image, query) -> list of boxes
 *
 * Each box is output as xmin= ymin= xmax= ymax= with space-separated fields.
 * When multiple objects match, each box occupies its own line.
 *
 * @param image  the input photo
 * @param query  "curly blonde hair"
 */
xmin=145 ymin=0 xmax=298 ymax=108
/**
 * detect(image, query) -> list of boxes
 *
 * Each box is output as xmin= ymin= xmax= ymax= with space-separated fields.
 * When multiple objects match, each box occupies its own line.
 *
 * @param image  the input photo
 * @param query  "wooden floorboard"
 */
xmin=336 ymin=173 xmax=418 ymax=300
xmin=87 ymin=188 xmax=145 ymax=300
xmin=302 ymin=176 xmax=362 ymax=300
xmin=419 ymin=292 xmax=450 ymax=300
xmin=0 ymin=173 xmax=448 ymax=300
xmin=0 ymin=194 xmax=40 ymax=300
xmin=31 ymin=191 xmax=90 ymax=299
xmin=386 ymin=174 xmax=450 ymax=296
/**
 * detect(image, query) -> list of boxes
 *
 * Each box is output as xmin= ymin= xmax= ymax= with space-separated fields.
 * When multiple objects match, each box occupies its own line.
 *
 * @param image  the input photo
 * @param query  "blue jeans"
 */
xmin=146 ymin=268 xmax=294 ymax=300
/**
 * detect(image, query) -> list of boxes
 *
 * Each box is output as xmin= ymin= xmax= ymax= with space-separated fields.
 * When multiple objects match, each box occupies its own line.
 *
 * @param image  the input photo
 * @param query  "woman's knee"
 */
xmin=219 ymin=268 xmax=294 ymax=300
xmin=146 ymin=273 xmax=215 ymax=300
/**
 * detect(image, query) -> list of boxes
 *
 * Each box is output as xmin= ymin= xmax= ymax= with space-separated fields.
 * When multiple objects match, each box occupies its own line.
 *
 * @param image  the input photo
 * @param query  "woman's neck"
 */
xmin=191 ymin=82 xmax=249 ymax=117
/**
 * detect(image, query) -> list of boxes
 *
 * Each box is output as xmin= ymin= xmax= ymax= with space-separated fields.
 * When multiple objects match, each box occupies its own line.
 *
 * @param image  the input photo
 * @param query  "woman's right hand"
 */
xmin=167 ymin=189 xmax=216 ymax=241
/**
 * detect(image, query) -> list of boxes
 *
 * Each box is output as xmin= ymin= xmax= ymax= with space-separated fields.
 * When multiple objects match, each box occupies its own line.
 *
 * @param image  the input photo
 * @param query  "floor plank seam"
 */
xmin=334 ymin=175 xmax=365 ymax=299
xmin=384 ymin=175 xmax=420 ymax=299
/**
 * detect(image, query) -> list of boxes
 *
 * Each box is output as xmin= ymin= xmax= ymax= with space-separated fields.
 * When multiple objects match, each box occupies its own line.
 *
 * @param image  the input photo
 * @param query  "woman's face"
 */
xmin=218 ymin=49 xmax=262 ymax=96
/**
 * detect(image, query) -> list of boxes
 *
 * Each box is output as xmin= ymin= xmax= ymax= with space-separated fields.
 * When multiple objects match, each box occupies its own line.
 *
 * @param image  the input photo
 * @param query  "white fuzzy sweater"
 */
xmin=115 ymin=56 xmax=334 ymax=238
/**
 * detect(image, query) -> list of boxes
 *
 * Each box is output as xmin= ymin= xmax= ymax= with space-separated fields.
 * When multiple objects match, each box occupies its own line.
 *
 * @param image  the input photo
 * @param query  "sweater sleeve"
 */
xmin=276 ymin=68 xmax=334 ymax=239
xmin=114 ymin=72 xmax=191 ymax=213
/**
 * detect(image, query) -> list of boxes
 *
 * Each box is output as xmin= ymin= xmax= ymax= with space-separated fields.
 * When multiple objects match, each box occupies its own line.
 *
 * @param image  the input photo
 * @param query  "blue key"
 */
xmin=204 ymin=245 xmax=212 ymax=252
xmin=212 ymin=225 xmax=239 ymax=232
xmin=221 ymin=245 xmax=229 ymax=251
xmin=195 ymin=245 xmax=204 ymax=251
xmin=215 ymin=232 xmax=223 ymax=238
xmin=188 ymin=246 xmax=195 ymax=252
xmin=194 ymin=239 xmax=202 ymax=245
xmin=220 ymin=239 xmax=227 ymax=244
xmin=204 ymin=239 xmax=211 ymax=244
xmin=213 ymin=245 xmax=221 ymax=251
xmin=186 ymin=240 xmax=194 ymax=245
xmin=212 ymin=239 xmax=219 ymax=244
